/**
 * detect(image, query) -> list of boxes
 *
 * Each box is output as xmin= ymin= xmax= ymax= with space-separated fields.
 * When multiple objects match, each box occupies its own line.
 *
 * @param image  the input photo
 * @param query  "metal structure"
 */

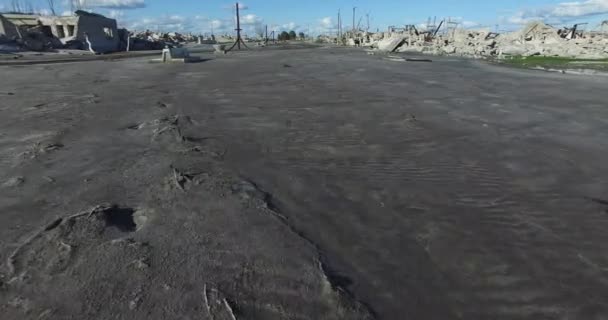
xmin=352 ymin=7 xmax=356 ymax=32
xmin=226 ymin=2 xmax=248 ymax=52
xmin=264 ymin=25 xmax=276 ymax=45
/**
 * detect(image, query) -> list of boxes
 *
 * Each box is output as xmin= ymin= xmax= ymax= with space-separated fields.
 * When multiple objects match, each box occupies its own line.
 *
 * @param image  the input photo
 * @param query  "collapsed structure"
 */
xmin=0 ymin=11 xmax=120 ymax=52
xmin=0 ymin=11 xmax=207 ymax=53
xmin=341 ymin=21 xmax=608 ymax=59
xmin=128 ymin=30 xmax=208 ymax=50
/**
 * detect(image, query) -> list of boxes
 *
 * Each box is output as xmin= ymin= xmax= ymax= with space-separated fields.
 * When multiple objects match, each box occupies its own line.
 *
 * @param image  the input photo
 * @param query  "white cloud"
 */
xmin=282 ymin=22 xmax=298 ymax=30
xmin=211 ymin=19 xmax=225 ymax=30
xmin=241 ymin=14 xmax=261 ymax=25
xmin=128 ymin=14 xmax=188 ymax=31
xmin=319 ymin=17 xmax=334 ymax=29
xmin=80 ymin=0 xmax=146 ymax=10
xmin=125 ymin=14 xmax=238 ymax=34
xmin=314 ymin=17 xmax=339 ymax=35
xmin=108 ymin=9 xmax=125 ymax=19
xmin=509 ymin=0 xmax=608 ymax=24
xmin=223 ymin=2 xmax=248 ymax=10
xmin=37 ymin=8 xmax=52 ymax=15
xmin=462 ymin=21 xmax=480 ymax=28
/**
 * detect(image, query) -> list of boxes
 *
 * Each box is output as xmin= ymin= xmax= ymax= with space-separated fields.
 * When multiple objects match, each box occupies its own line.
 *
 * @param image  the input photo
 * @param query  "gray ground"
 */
xmin=1 ymin=47 xmax=608 ymax=320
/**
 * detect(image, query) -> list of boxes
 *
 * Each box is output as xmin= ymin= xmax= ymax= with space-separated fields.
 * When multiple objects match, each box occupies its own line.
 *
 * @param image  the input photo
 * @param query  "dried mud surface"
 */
xmin=1 ymin=47 xmax=608 ymax=319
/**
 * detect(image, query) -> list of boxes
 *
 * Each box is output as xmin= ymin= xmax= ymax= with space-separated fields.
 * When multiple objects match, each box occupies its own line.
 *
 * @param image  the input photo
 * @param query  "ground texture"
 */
xmin=1 ymin=47 xmax=608 ymax=320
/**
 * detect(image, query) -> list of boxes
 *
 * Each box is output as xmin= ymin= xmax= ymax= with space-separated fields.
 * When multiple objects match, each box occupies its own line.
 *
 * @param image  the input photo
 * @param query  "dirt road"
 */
xmin=1 ymin=47 xmax=608 ymax=320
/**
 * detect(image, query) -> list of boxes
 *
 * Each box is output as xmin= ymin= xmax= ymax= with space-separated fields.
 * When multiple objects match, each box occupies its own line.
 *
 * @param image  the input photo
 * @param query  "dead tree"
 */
xmin=46 ymin=0 xmax=56 ymax=15
xmin=11 ymin=0 xmax=22 ymax=13
xmin=71 ymin=0 xmax=87 ymax=11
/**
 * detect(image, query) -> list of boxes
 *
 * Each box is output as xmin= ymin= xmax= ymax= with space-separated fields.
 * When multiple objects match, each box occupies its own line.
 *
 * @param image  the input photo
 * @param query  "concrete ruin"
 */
xmin=0 ymin=11 xmax=120 ymax=53
xmin=0 ymin=14 xmax=19 ymax=39
xmin=346 ymin=21 xmax=608 ymax=60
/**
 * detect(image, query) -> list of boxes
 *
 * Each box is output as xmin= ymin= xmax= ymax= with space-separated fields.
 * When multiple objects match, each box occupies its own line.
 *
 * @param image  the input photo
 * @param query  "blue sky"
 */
xmin=1 ymin=0 xmax=608 ymax=35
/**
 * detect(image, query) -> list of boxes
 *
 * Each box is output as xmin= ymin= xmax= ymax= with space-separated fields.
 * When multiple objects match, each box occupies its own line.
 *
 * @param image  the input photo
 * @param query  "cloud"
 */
xmin=211 ymin=19 xmax=225 ymax=30
xmin=127 ymin=14 xmax=188 ymax=31
xmin=125 ymin=14 xmax=237 ymax=34
xmin=108 ymin=9 xmax=125 ymax=19
xmin=315 ymin=17 xmax=336 ymax=34
xmin=37 ymin=8 xmax=52 ymax=15
xmin=462 ymin=21 xmax=480 ymax=28
xmin=223 ymin=2 xmax=248 ymax=10
xmin=319 ymin=17 xmax=334 ymax=29
xmin=508 ymin=0 xmax=608 ymax=24
xmin=82 ymin=0 xmax=146 ymax=10
xmin=282 ymin=22 xmax=298 ymax=30
xmin=241 ymin=14 xmax=261 ymax=25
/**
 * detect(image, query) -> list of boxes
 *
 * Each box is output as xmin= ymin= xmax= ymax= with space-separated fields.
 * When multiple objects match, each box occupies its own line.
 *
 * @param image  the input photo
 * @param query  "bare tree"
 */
xmin=10 ymin=0 xmax=34 ymax=13
xmin=11 ymin=0 xmax=22 ymax=13
xmin=46 ymin=0 xmax=56 ymax=15
xmin=25 ymin=1 xmax=33 ymax=13
xmin=254 ymin=23 xmax=265 ymax=39
xmin=73 ymin=0 xmax=88 ymax=11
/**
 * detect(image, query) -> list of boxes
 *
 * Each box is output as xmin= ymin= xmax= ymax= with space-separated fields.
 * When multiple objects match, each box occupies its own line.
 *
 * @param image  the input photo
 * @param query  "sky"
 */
xmin=1 ymin=0 xmax=608 ymax=36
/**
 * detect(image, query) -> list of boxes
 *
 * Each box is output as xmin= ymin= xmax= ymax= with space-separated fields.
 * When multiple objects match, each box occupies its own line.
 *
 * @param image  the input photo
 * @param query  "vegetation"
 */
xmin=502 ymin=56 xmax=608 ymax=71
xmin=277 ymin=30 xmax=306 ymax=41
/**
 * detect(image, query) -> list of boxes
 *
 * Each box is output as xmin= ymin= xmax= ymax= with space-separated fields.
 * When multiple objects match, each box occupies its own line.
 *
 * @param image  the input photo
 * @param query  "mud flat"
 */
xmin=1 ymin=47 xmax=608 ymax=319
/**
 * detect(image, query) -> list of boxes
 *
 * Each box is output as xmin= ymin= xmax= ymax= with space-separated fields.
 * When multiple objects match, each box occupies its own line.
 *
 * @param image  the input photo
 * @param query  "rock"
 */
xmin=377 ymin=36 xmax=406 ymax=52
xmin=2 ymin=176 xmax=24 ymax=188
xmin=523 ymin=50 xmax=542 ymax=57
xmin=397 ymin=46 xmax=424 ymax=53
xmin=500 ymin=45 xmax=528 ymax=56
xmin=442 ymin=45 xmax=456 ymax=54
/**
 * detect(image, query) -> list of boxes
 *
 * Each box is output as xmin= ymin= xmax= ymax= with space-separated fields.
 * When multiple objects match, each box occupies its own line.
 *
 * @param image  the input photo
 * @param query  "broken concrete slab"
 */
xmin=377 ymin=36 xmax=406 ymax=52
xmin=151 ymin=47 xmax=202 ymax=63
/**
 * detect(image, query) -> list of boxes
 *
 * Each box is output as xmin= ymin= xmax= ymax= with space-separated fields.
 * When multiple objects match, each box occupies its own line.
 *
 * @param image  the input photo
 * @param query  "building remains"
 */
xmin=329 ymin=20 xmax=608 ymax=60
xmin=0 ymin=10 xmax=121 ymax=52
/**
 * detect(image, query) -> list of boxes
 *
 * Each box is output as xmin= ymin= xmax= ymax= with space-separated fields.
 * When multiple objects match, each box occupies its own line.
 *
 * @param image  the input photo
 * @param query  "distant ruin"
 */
xmin=0 ymin=10 xmax=119 ymax=52
xmin=330 ymin=21 xmax=608 ymax=60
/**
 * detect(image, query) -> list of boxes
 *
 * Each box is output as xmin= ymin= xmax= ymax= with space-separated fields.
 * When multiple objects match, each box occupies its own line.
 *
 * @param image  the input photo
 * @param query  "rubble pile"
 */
xmin=0 ymin=24 xmax=64 ymax=52
xmin=128 ymin=30 xmax=200 ymax=50
xmin=359 ymin=21 xmax=608 ymax=59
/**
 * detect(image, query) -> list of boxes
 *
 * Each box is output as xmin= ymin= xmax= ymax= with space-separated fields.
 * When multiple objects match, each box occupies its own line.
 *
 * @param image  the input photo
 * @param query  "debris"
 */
xmin=171 ymin=166 xmax=187 ymax=192
xmin=213 ymin=44 xmax=226 ymax=54
xmin=2 ymin=176 xmax=24 ymax=188
xmin=43 ymin=176 xmax=55 ymax=183
xmin=406 ymin=58 xmax=433 ymax=62
xmin=0 ymin=11 xmax=120 ymax=53
xmin=359 ymin=20 xmax=608 ymax=60
xmin=130 ymin=30 xmax=200 ymax=50
xmin=152 ymin=47 xmax=201 ymax=63
xmin=203 ymin=284 xmax=238 ymax=320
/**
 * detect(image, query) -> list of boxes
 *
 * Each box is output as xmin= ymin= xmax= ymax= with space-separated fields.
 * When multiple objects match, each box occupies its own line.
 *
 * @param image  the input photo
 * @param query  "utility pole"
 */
xmin=226 ymin=2 xmax=248 ymax=52
xmin=352 ymin=7 xmax=357 ymax=32
xmin=366 ymin=13 xmax=370 ymax=31
xmin=338 ymin=9 xmax=341 ymax=38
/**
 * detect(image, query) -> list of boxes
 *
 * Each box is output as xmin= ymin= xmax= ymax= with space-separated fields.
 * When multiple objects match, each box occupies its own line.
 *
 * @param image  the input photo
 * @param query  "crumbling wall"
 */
xmin=38 ymin=16 xmax=79 ymax=41
xmin=369 ymin=21 xmax=608 ymax=60
xmin=74 ymin=14 xmax=120 ymax=53
xmin=1 ymin=14 xmax=18 ymax=39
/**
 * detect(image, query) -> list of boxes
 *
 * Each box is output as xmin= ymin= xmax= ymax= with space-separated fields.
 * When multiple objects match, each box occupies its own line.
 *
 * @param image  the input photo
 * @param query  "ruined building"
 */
xmin=0 ymin=10 xmax=119 ymax=52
